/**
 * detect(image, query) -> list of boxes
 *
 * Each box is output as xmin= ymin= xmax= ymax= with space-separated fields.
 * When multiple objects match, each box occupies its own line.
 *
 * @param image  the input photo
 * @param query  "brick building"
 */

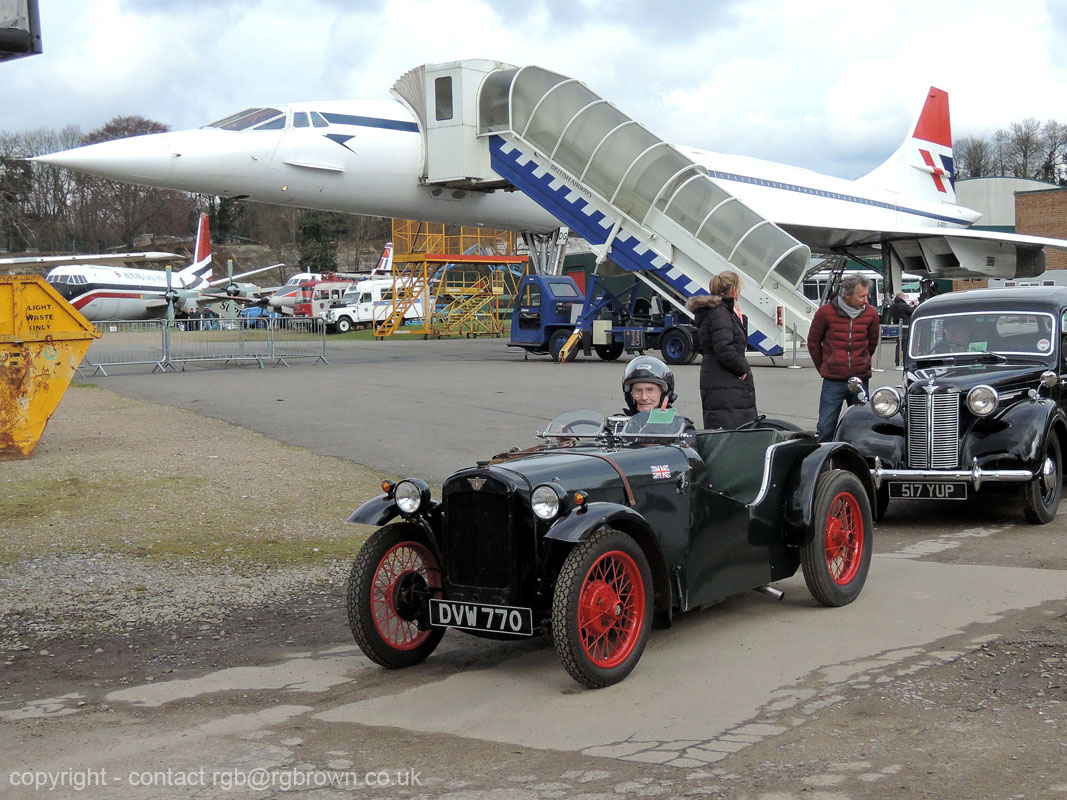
xmin=1016 ymin=187 xmax=1067 ymax=272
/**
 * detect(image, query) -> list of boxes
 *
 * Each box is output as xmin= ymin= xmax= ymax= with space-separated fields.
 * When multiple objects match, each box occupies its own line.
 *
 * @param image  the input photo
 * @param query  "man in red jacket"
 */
xmin=807 ymin=275 xmax=881 ymax=441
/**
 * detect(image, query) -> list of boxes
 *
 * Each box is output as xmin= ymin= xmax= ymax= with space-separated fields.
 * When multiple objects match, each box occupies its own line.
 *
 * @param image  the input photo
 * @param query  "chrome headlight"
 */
xmin=870 ymin=387 xmax=901 ymax=418
xmin=531 ymin=483 xmax=565 ymax=521
xmin=1040 ymin=370 xmax=1058 ymax=389
xmin=394 ymin=478 xmax=430 ymax=515
xmin=966 ymin=385 xmax=999 ymax=417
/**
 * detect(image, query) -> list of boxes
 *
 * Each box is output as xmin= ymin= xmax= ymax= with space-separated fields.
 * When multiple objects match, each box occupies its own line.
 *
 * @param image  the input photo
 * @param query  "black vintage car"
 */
xmin=345 ymin=409 xmax=875 ymax=688
xmin=836 ymin=287 xmax=1067 ymax=524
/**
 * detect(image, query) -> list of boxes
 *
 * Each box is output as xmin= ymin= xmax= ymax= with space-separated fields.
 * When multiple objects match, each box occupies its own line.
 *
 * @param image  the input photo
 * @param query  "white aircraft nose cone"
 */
xmin=35 ymin=129 xmax=279 ymax=197
xmin=35 ymin=133 xmax=181 ymax=184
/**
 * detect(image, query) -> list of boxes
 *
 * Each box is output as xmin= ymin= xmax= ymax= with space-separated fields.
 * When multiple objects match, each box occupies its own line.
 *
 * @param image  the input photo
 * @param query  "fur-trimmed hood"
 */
xmin=686 ymin=294 xmax=723 ymax=311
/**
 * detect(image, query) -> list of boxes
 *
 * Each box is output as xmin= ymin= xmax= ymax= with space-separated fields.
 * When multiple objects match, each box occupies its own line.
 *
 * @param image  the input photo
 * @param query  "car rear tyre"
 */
xmin=801 ymin=470 xmax=872 ymax=607
xmin=346 ymin=524 xmax=444 ymax=668
xmin=336 ymin=316 xmax=353 ymax=334
xmin=549 ymin=329 xmax=578 ymax=362
xmin=660 ymin=329 xmax=692 ymax=365
xmin=873 ymin=484 xmax=890 ymax=522
xmin=1022 ymin=435 xmax=1062 ymax=525
xmin=594 ymin=342 xmax=624 ymax=361
xmin=551 ymin=528 xmax=653 ymax=688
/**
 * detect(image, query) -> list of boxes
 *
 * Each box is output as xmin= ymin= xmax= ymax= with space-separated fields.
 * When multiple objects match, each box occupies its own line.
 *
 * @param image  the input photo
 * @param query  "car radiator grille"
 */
xmin=443 ymin=491 xmax=511 ymax=588
xmin=907 ymin=393 xmax=960 ymax=469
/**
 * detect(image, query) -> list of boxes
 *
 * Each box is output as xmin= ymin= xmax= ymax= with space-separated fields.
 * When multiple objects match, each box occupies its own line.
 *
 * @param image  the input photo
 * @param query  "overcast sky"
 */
xmin=2 ymin=0 xmax=1065 ymax=178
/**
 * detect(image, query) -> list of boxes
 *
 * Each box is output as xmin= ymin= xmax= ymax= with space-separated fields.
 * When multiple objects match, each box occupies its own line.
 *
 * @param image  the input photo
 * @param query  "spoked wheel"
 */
xmin=551 ymin=528 xmax=652 ymax=688
xmin=801 ymin=470 xmax=873 ymax=607
xmin=346 ymin=524 xmax=444 ymax=668
xmin=1022 ymin=435 xmax=1062 ymax=525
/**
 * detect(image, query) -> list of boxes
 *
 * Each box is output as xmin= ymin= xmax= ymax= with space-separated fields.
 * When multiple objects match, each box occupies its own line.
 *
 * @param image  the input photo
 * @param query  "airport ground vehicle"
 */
xmin=835 ymin=287 xmax=1067 ymax=524
xmin=324 ymin=278 xmax=424 ymax=333
xmin=345 ymin=408 xmax=874 ymax=688
xmin=508 ymin=274 xmax=701 ymax=364
xmin=291 ymin=276 xmax=359 ymax=320
xmin=239 ymin=306 xmax=283 ymax=328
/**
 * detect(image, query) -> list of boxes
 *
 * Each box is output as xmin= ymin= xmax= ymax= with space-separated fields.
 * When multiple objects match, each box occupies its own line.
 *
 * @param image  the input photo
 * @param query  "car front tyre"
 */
xmin=1022 ymin=435 xmax=1062 ymax=525
xmin=801 ymin=470 xmax=873 ymax=607
xmin=551 ymin=528 xmax=653 ymax=688
xmin=345 ymin=524 xmax=445 ymax=668
xmin=336 ymin=316 xmax=353 ymax=334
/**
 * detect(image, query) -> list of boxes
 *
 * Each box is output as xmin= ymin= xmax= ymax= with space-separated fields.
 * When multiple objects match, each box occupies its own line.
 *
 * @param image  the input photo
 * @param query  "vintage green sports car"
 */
xmin=345 ymin=409 xmax=875 ymax=688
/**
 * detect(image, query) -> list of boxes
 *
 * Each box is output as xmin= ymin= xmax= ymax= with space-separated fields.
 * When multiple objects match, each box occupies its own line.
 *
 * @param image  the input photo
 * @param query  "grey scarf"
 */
xmin=834 ymin=294 xmax=865 ymax=320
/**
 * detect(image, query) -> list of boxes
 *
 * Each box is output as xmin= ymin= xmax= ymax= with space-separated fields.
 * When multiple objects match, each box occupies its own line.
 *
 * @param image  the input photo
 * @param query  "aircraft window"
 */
xmin=210 ymin=108 xmax=286 ymax=131
xmin=293 ymin=112 xmax=309 ymax=128
xmin=435 ymin=76 xmax=454 ymax=121
xmin=206 ymin=108 xmax=258 ymax=128
xmin=311 ymin=112 xmax=329 ymax=128
xmin=253 ymin=114 xmax=286 ymax=130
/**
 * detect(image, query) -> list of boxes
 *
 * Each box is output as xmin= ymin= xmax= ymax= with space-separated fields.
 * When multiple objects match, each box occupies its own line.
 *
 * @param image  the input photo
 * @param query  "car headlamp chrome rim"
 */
xmin=531 ymin=483 xmax=565 ymax=521
xmin=1040 ymin=370 xmax=1058 ymax=389
xmin=966 ymin=385 xmax=999 ymax=417
xmin=870 ymin=387 xmax=901 ymax=418
xmin=394 ymin=478 xmax=430 ymax=515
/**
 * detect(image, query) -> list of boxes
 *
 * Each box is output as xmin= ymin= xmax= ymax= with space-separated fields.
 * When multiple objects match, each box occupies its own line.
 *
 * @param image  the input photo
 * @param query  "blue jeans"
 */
xmin=817 ymin=378 xmax=868 ymax=442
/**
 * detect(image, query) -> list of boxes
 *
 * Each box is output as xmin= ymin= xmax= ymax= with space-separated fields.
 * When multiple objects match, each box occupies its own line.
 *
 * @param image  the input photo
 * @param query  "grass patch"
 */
xmin=113 ymin=528 xmax=372 ymax=569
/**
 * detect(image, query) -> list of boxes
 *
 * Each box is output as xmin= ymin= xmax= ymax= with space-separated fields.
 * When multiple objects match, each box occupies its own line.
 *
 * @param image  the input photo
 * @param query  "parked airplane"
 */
xmin=34 ymin=63 xmax=1067 ymax=285
xmin=40 ymin=213 xmax=279 ymax=320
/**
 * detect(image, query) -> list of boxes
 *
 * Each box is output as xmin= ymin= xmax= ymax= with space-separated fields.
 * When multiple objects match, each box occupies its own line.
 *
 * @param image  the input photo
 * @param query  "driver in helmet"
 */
xmin=617 ymin=356 xmax=696 ymax=441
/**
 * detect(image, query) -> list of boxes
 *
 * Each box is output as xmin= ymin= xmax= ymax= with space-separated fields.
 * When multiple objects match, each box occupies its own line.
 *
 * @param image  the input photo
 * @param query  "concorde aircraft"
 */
xmin=34 ymin=61 xmax=1067 ymax=291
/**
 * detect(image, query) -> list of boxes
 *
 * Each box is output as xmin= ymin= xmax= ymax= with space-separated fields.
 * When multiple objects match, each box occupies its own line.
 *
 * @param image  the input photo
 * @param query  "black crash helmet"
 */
xmin=622 ymin=356 xmax=677 ymax=413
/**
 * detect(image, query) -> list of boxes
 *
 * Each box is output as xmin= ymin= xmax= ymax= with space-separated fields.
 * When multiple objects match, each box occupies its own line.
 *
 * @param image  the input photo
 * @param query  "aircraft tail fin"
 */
xmin=856 ymin=87 xmax=955 ymax=203
xmin=369 ymin=242 xmax=394 ymax=276
xmin=177 ymin=213 xmax=213 ymax=287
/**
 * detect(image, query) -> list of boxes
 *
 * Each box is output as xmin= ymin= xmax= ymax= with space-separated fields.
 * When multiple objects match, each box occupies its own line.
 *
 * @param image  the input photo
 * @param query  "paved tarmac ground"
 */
xmin=85 ymin=337 xmax=903 ymax=483
xmin=2 ymin=337 xmax=1063 ymax=799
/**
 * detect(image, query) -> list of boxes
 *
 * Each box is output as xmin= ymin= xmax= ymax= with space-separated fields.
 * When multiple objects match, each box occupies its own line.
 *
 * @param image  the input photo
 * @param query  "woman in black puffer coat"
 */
xmin=686 ymin=270 xmax=757 ymax=429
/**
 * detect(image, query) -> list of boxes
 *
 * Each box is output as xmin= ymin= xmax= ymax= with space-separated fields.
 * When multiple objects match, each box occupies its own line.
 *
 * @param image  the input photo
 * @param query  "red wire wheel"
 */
xmin=801 ymin=470 xmax=873 ymax=607
xmin=553 ymin=529 xmax=653 ymax=688
xmin=577 ymin=550 xmax=646 ymax=668
xmin=346 ymin=525 xmax=445 ymax=668
xmin=370 ymin=540 xmax=440 ymax=650
xmin=823 ymin=491 xmax=864 ymax=585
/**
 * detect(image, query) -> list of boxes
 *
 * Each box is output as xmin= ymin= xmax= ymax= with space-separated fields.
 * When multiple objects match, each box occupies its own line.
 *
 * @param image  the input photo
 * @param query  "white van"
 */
xmin=325 ymin=278 xmax=425 ymax=333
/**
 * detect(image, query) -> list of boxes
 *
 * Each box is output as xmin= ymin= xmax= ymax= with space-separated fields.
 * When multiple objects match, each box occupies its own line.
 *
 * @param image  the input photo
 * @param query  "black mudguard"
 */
xmin=782 ymin=442 xmax=875 ymax=546
xmin=545 ymin=501 xmax=674 ymax=627
xmin=964 ymin=399 xmax=1066 ymax=471
xmin=347 ymin=494 xmax=400 ymax=526
xmin=835 ymin=404 xmax=905 ymax=467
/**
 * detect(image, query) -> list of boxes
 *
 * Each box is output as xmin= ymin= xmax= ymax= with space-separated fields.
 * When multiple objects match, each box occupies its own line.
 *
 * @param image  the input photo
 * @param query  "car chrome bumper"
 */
xmin=872 ymin=457 xmax=1034 ymax=491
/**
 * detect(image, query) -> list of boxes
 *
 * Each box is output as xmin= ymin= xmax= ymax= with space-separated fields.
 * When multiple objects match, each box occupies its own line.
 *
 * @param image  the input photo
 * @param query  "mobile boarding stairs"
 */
xmin=390 ymin=59 xmax=819 ymax=356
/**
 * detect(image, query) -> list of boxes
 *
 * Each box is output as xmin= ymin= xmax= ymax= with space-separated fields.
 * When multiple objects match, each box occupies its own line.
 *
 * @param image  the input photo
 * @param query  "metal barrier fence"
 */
xmin=81 ymin=318 xmax=328 ymax=375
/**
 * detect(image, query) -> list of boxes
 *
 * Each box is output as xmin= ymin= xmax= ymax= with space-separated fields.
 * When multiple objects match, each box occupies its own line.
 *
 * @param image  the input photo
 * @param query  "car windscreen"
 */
xmin=617 ymin=409 xmax=686 ymax=442
xmin=539 ymin=409 xmax=606 ymax=440
xmin=909 ymin=311 xmax=1056 ymax=359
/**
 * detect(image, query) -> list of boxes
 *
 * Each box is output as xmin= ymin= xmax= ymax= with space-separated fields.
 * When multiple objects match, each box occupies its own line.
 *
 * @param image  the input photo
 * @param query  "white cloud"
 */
xmin=2 ymin=0 xmax=1065 ymax=176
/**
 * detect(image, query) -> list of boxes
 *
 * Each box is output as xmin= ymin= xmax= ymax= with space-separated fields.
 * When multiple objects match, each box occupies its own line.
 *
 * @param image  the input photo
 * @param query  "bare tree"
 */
xmin=953 ymin=134 xmax=995 ymax=179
